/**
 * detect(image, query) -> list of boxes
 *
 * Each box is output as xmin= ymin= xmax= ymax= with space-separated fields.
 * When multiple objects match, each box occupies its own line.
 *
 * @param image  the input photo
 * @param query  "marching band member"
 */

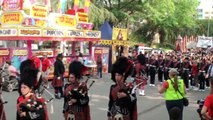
xmin=16 ymin=67 xmax=49 ymax=120
xmin=149 ymin=55 xmax=158 ymax=86
xmin=52 ymin=54 xmax=65 ymax=99
xmin=108 ymin=56 xmax=137 ymax=120
xmin=181 ymin=57 xmax=191 ymax=89
xmin=135 ymin=54 xmax=147 ymax=96
xmin=63 ymin=61 xmax=91 ymax=120
xmin=164 ymin=54 xmax=173 ymax=81
xmin=157 ymin=55 xmax=164 ymax=83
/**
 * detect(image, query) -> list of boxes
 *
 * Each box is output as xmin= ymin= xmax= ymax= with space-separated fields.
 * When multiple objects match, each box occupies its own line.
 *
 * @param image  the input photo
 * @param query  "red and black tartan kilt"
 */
xmin=0 ymin=99 xmax=6 ymax=120
xmin=135 ymin=76 xmax=147 ymax=86
xmin=52 ymin=75 xmax=64 ymax=87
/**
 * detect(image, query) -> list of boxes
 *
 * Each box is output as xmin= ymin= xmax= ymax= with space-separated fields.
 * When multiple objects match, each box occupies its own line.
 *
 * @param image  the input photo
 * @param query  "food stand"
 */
xmin=0 ymin=1 xmax=101 ymax=79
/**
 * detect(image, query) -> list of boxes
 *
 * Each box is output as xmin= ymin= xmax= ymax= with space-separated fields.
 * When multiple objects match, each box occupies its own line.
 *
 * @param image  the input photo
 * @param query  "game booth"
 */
xmin=0 ymin=1 xmax=101 ymax=79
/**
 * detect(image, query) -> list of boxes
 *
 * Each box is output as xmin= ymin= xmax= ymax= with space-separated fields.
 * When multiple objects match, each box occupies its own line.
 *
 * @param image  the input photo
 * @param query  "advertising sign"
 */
xmin=18 ymin=28 xmax=42 ymax=36
xmin=2 ymin=0 xmax=23 ymax=10
xmin=43 ymin=29 xmax=64 ymax=37
xmin=55 ymin=15 xmax=76 ymax=27
xmin=77 ymin=12 xmax=88 ymax=23
xmin=13 ymin=49 xmax=28 ymax=56
xmin=0 ymin=28 xmax=17 ymax=36
xmin=1 ymin=12 xmax=24 ymax=25
xmin=66 ymin=30 xmax=84 ymax=37
xmin=0 ymin=49 xmax=9 ymax=56
xmin=30 ymin=5 xmax=48 ymax=19
xmin=112 ymin=28 xmax=128 ymax=40
xmin=85 ymin=31 xmax=101 ymax=38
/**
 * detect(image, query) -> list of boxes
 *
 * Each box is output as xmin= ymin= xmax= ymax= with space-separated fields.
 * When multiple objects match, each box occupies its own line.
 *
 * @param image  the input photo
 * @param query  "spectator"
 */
xmin=201 ymin=77 xmax=213 ymax=119
xmin=157 ymin=68 xmax=186 ymax=120
xmin=169 ymin=107 xmax=181 ymax=120
xmin=52 ymin=53 xmax=65 ymax=99
xmin=96 ymin=55 xmax=102 ymax=78
xmin=31 ymin=53 xmax=41 ymax=70
xmin=78 ymin=52 xmax=84 ymax=64
xmin=42 ymin=53 xmax=51 ymax=88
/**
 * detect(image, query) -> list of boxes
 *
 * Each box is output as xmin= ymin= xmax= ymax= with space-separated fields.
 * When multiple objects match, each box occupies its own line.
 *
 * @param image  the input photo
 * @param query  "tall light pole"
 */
xmin=207 ymin=18 xmax=210 ymax=37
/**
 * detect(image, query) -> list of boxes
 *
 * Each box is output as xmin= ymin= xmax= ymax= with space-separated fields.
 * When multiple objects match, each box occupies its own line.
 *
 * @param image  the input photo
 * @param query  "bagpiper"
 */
xmin=135 ymin=54 xmax=148 ymax=96
xmin=16 ymin=61 xmax=49 ymax=120
xmin=164 ymin=54 xmax=173 ymax=81
xmin=148 ymin=55 xmax=158 ymax=86
xmin=63 ymin=61 xmax=91 ymax=120
xmin=108 ymin=56 xmax=137 ymax=120
xmin=157 ymin=55 xmax=164 ymax=83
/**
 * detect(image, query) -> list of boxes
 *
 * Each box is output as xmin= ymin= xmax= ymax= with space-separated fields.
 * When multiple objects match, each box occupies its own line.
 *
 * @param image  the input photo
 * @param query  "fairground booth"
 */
xmin=0 ymin=0 xmax=100 ymax=79
xmin=93 ymin=21 xmax=133 ymax=73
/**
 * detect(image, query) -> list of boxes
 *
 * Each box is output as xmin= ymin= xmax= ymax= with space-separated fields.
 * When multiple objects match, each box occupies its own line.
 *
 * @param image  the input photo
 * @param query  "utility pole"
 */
xmin=207 ymin=18 xmax=210 ymax=37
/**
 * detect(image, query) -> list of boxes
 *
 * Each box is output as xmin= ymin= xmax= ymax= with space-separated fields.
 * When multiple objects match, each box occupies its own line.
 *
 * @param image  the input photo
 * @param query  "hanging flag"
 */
xmin=84 ymin=0 xmax=90 ymax=13
xmin=74 ymin=0 xmax=79 ymax=11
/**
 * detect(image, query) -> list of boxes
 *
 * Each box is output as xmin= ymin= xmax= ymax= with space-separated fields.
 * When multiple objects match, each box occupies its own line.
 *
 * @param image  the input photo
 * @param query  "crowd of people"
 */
xmin=0 ymin=47 xmax=212 ymax=120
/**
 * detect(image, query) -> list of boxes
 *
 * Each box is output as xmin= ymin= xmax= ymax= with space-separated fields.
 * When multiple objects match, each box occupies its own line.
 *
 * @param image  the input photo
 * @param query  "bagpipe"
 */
xmin=67 ymin=76 xmax=95 ymax=102
xmin=16 ymin=94 xmax=48 ymax=119
xmin=65 ymin=77 xmax=95 ymax=120
xmin=109 ymin=81 xmax=143 ymax=120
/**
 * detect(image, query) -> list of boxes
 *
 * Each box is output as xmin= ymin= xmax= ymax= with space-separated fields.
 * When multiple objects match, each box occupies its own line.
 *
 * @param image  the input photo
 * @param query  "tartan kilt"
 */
xmin=52 ymin=75 xmax=64 ymax=87
xmin=135 ymin=76 xmax=147 ymax=86
xmin=64 ymin=105 xmax=90 ymax=120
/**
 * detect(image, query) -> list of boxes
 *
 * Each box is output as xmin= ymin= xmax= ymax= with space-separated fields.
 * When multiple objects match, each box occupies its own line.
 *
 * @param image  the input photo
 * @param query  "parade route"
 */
xmin=3 ymin=73 xmax=209 ymax=120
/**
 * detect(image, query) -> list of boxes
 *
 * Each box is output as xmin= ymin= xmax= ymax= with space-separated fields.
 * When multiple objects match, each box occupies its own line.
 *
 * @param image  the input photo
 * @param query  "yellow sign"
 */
xmin=77 ymin=12 xmax=88 ymax=23
xmin=13 ymin=49 xmax=28 ymax=56
xmin=31 ymin=5 xmax=48 ymax=19
xmin=112 ymin=28 xmax=128 ymax=41
xmin=55 ymin=15 xmax=76 ymax=27
xmin=1 ymin=12 xmax=24 ymax=25
xmin=19 ymin=28 xmax=42 ymax=36
xmin=0 ymin=49 xmax=9 ymax=56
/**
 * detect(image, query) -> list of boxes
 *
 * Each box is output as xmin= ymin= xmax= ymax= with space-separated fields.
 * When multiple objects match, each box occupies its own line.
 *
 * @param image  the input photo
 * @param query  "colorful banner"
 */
xmin=13 ymin=49 xmax=28 ymax=56
xmin=77 ymin=12 xmax=88 ymax=23
xmin=55 ymin=14 xmax=76 ymax=27
xmin=0 ymin=28 xmax=17 ymax=36
xmin=0 ymin=11 xmax=24 ymax=25
xmin=85 ymin=31 xmax=101 ymax=38
xmin=0 ymin=49 xmax=9 ymax=56
xmin=84 ymin=0 xmax=90 ymax=13
xmin=22 ymin=18 xmax=47 ymax=27
xmin=77 ymin=23 xmax=93 ymax=30
xmin=30 ymin=5 xmax=48 ymax=19
xmin=112 ymin=28 xmax=128 ymax=41
xmin=18 ymin=28 xmax=42 ymax=36
xmin=43 ymin=29 xmax=65 ymax=37
xmin=2 ymin=0 xmax=23 ymax=10
xmin=74 ymin=0 xmax=79 ymax=10
xmin=66 ymin=30 xmax=84 ymax=37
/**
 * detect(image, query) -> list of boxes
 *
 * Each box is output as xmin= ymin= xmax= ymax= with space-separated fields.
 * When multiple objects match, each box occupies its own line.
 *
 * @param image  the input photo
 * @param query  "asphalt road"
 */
xmin=3 ymin=74 xmax=208 ymax=120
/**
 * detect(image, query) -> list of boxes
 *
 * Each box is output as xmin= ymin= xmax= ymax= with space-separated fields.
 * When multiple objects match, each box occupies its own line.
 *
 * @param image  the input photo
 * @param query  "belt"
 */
xmin=199 ymin=70 xmax=205 ymax=73
xmin=183 ymin=68 xmax=189 ymax=71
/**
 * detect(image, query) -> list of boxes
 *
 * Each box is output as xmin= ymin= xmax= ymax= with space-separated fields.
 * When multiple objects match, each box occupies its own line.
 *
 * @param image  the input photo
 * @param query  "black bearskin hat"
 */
xmin=137 ymin=54 xmax=146 ymax=65
xmin=19 ymin=67 xmax=39 ymax=90
xmin=69 ymin=61 xmax=85 ymax=79
xmin=19 ymin=59 xmax=40 ymax=91
xmin=111 ymin=56 xmax=133 ymax=82
xmin=20 ymin=59 xmax=35 ymax=74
